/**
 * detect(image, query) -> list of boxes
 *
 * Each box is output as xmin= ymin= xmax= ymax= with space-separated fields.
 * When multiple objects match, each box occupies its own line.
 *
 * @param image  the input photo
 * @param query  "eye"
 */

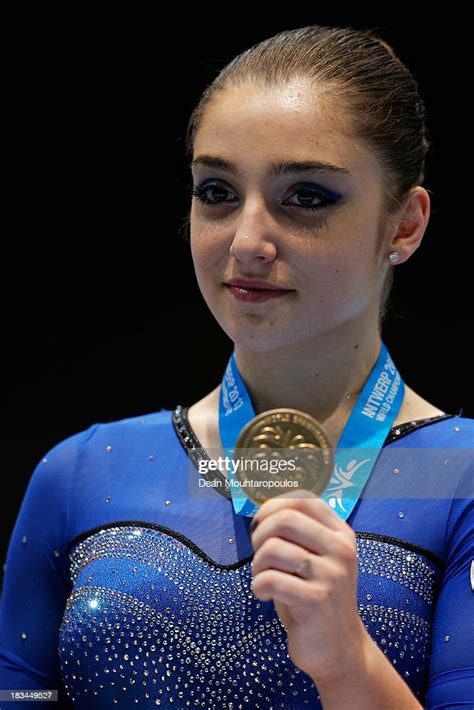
xmin=192 ymin=182 xmax=238 ymax=207
xmin=192 ymin=181 xmax=342 ymax=212
xmin=284 ymin=185 xmax=333 ymax=211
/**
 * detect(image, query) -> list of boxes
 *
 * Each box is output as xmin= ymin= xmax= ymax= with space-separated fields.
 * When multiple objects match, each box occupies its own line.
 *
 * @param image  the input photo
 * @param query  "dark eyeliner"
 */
xmin=191 ymin=180 xmax=343 ymax=212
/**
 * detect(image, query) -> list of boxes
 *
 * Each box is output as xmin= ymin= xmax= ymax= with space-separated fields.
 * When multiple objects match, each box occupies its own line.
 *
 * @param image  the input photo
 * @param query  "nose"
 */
xmin=229 ymin=202 xmax=277 ymax=263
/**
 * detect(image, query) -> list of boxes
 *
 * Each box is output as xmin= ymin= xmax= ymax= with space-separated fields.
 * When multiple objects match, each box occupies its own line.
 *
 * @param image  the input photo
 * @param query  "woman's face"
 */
xmin=190 ymin=80 xmax=392 ymax=351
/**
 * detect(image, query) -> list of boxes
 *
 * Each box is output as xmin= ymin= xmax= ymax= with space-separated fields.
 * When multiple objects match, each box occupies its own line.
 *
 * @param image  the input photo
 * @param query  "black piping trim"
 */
xmin=382 ymin=413 xmax=456 ymax=445
xmin=353 ymin=531 xmax=443 ymax=569
xmin=65 ymin=520 xmax=443 ymax=572
xmin=171 ymin=405 xmax=232 ymax=500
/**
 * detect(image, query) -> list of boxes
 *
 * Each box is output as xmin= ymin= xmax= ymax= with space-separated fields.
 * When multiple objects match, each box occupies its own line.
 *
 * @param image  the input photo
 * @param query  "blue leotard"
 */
xmin=0 ymin=407 xmax=473 ymax=708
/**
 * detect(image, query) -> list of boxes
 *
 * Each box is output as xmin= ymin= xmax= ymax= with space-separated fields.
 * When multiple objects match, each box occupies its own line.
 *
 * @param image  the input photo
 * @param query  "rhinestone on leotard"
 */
xmin=58 ymin=524 xmax=439 ymax=706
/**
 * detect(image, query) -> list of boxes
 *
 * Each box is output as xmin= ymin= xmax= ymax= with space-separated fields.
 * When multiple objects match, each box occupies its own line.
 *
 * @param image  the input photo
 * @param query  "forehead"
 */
xmin=193 ymin=80 xmax=378 ymax=179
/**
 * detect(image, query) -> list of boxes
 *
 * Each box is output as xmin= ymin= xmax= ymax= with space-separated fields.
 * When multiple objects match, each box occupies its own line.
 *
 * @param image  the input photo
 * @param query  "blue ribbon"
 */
xmin=218 ymin=341 xmax=404 ymax=521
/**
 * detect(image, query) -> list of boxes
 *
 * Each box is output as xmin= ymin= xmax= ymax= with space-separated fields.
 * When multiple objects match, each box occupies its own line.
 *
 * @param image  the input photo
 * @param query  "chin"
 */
xmin=224 ymin=323 xmax=298 ymax=352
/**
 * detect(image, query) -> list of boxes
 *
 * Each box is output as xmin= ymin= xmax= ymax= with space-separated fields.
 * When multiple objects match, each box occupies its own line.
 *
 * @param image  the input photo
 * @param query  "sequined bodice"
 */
xmin=59 ymin=521 xmax=443 ymax=708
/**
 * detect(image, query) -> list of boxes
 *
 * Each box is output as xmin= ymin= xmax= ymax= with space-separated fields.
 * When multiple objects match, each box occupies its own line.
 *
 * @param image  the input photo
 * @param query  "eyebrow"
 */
xmin=191 ymin=154 xmax=352 ymax=177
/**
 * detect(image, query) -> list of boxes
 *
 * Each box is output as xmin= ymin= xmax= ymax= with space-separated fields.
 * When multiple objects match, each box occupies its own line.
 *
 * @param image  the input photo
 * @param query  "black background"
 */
xmin=1 ymin=10 xmax=472 ymax=564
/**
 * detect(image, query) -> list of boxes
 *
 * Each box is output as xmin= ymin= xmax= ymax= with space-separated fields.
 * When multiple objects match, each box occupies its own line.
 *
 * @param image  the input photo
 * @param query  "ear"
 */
xmin=386 ymin=186 xmax=431 ymax=263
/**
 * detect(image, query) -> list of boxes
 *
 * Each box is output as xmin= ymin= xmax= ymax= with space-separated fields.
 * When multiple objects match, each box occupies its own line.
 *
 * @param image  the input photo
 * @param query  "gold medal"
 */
xmin=233 ymin=408 xmax=334 ymax=506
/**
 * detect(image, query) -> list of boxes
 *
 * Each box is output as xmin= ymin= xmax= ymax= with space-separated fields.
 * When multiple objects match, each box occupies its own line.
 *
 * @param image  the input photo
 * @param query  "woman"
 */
xmin=1 ymin=24 xmax=472 ymax=709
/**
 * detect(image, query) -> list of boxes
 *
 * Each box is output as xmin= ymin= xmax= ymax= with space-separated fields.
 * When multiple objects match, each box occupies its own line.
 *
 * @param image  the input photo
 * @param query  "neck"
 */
xmin=233 ymin=321 xmax=383 ymax=444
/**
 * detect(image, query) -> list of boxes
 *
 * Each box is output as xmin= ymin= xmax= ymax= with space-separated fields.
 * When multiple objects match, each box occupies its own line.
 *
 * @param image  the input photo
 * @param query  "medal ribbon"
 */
xmin=218 ymin=341 xmax=405 ymax=521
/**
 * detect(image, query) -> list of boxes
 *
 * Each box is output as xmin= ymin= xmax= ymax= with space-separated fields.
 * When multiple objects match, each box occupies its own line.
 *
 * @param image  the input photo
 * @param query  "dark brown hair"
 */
xmin=179 ymin=24 xmax=433 ymax=326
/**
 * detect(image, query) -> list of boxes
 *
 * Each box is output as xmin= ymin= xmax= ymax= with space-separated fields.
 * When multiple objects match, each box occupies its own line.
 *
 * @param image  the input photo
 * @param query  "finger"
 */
xmin=251 ymin=508 xmax=336 ymax=557
xmin=252 ymin=567 xmax=326 ymax=604
xmin=253 ymin=489 xmax=345 ymax=533
xmin=252 ymin=535 xmax=317 ymax=577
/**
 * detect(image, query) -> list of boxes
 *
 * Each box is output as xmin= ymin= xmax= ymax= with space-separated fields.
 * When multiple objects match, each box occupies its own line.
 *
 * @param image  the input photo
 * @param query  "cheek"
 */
xmin=191 ymin=244 xmax=222 ymax=282
xmin=303 ymin=248 xmax=372 ymax=320
xmin=190 ymin=232 xmax=211 ymax=275
xmin=190 ymin=217 xmax=224 ymax=267
xmin=190 ymin=234 xmax=225 ymax=302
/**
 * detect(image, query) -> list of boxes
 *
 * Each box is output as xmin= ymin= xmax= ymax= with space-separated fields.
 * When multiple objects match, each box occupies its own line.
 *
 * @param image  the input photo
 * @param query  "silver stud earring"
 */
xmin=388 ymin=251 xmax=400 ymax=263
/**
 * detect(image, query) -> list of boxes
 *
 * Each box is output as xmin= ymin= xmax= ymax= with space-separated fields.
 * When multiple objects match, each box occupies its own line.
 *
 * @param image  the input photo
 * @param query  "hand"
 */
xmin=249 ymin=488 xmax=368 ymax=688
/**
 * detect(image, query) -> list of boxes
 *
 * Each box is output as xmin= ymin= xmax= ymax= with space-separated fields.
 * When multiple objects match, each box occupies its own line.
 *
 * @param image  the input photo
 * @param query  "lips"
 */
xmin=225 ymin=283 xmax=293 ymax=303
xmin=225 ymin=278 xmax=293 ymax=291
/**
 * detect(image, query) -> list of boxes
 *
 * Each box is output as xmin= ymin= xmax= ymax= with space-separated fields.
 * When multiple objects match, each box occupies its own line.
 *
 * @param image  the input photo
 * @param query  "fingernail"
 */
xmin=249 ymin=517 xmax=259 ymax=534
